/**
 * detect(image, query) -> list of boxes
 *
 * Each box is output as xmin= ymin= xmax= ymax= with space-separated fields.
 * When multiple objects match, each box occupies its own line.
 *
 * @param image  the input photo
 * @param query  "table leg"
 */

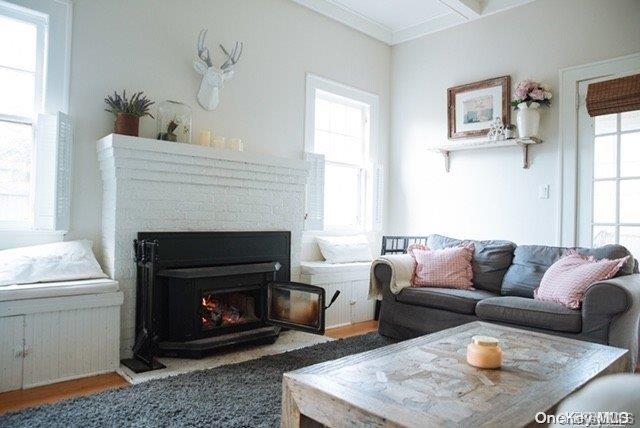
xmin=282 ymin=379 xmax=302 ymax=428
xmin=282 ymin=378 xmax=325 ymax=428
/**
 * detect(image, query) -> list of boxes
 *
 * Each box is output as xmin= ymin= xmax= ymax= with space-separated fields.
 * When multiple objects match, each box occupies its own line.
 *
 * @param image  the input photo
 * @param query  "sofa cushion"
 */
xmin=476 ymin=296 xmax=582 ymax=333
xmin=300 ymin=261 xmax=371 ymax=275
xmin=427 ymin=234 xmax=516 ymax=293
xmin=501 ymin=244 xmax=636 ymax=298
xmin=395 ymin=288 xmax=497 ymax=315
xmin=0 ymin=278 xmax=119 ymax=302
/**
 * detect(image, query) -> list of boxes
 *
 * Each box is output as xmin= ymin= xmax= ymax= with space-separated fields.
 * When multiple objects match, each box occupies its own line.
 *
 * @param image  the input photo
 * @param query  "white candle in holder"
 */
xmin=211 ymin=136 xmax=226 ymax=149
xmin=227 ymin=138 xmax=243 ymax=152
xmin=197 ymin=131 xmax=211 ymax=146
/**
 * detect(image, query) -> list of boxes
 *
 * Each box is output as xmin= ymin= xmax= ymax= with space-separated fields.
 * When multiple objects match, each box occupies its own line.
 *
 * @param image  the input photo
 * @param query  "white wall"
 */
xmin=66 ymin=0 xmax=390 ymax=258
xmin=388 ymin=0 xmax=640 ymax=245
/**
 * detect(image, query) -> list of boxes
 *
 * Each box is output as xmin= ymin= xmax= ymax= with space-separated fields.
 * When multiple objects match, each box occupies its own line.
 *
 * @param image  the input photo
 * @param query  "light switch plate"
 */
xmin=538 ymin=184 xmax=550 ymax=199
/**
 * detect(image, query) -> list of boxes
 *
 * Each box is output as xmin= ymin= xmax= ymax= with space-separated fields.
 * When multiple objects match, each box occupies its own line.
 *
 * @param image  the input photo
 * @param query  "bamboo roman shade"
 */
xmin=586 ymin=73 xmax=640 ymax=117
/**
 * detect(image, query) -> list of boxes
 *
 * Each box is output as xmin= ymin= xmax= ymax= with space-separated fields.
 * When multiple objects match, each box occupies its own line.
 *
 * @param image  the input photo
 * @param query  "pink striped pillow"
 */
xmin=407 ymin=243 xmax=475 ymax=289
xmin=534 ymin=250 xmax=629 ymax=309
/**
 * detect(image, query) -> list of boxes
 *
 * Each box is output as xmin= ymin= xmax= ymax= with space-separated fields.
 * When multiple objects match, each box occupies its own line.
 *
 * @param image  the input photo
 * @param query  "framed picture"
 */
xmin=447 ymin=76 xmax=510 ymax=139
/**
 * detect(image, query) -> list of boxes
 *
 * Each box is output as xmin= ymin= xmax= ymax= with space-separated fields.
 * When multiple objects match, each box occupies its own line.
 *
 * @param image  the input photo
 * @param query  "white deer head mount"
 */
xmin=193 ymin=29 xmax=243 ymax=111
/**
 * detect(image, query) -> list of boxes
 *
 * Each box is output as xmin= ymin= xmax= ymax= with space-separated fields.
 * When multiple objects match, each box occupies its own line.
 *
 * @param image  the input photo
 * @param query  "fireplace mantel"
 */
xmin=97 ymin=134 xmax=309 ymax=357
xmin=98 ymin=134 xmax=308 ymax=171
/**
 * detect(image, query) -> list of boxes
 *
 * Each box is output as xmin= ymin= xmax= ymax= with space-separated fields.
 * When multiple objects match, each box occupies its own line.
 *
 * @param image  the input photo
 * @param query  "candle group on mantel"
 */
xmin=196 ymin=130 xmax=244 ymax=152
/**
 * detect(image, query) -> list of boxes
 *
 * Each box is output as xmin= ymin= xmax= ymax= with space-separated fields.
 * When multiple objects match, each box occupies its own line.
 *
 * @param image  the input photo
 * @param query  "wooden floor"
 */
xmin=0 ymin=373 xmax=130 ymax=415
xmin=0 ymin=320 xmax=379 ymax=415
xmin=325 ymin=320 xmax=379 ymax=339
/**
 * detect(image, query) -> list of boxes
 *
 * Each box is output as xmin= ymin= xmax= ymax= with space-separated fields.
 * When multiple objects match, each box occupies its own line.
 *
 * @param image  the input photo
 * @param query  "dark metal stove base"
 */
xmin=121 ymin=358 xmax=166 ymax=373
xmin=158 ymin=326 xmax=282 ymax=359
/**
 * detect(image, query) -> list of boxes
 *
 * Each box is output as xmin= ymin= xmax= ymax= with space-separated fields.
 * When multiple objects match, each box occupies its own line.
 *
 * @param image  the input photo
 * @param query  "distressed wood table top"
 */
xmin=282 ymin=322 xmax=628 ymax=428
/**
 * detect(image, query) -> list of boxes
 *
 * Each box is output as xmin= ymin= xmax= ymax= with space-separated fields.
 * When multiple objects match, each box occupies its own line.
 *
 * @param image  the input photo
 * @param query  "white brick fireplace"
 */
xmin=97 ymin=134 xmax=309 ymax=357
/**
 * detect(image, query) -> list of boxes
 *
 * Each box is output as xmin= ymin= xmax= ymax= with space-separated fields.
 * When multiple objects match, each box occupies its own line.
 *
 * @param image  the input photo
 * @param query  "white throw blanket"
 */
xmin=369 ymin=254 xmax=415 ymax=299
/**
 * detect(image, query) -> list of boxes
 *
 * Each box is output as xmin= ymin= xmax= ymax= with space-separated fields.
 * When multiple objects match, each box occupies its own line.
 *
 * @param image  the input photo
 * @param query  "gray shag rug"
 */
xmin=1 ymin=332 xmax=394 ymax=427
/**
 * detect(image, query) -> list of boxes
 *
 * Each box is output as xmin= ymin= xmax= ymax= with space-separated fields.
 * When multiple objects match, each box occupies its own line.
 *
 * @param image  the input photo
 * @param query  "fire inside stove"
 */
xmin=200 ymin=292 xmax=260 ymax=330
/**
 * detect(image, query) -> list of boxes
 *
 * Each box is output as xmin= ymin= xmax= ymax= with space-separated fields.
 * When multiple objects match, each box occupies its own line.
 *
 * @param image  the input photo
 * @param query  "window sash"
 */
xmin=323 ymin=161 xmax=366 ymax=230
xmin=316 ymin=100 xmax=367 ymax=230
xmin=0 ymin=4 xmax=46 ymax=231
xmin=591 ymin=111 xmax=640 ymax=245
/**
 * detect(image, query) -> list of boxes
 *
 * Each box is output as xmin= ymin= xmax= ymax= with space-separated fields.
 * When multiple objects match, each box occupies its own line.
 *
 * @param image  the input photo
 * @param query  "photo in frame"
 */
xmin=447 ymin=76 xmax=511 ymax=139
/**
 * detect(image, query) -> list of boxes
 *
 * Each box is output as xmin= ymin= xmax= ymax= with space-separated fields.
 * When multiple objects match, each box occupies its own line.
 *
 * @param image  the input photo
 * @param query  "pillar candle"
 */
xmin=212 ymin=136 xmax=226 ymax=149
xmin=197 ymin=131 xmax=211 ymax=146
xmin=227 ymin=138 xmax=244 ymax=152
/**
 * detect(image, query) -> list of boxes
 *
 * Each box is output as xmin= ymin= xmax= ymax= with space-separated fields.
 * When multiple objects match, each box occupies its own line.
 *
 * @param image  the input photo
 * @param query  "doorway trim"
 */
xmin=558 ymin=52 xmax=640 ymax=246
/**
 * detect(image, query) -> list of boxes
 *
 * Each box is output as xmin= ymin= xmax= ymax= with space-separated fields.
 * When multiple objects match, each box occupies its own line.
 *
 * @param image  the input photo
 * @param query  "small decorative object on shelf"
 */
xmin=227 ymin=138 xmax=243 ymax=152
xmin=467 ymin=335 xmax=502 ymax=369
xmin=211 ymin=135 xmax=225 ymax=149
xmin=487 ymin=117 xmax=505 ymax=141
xmin=193 ymin=29 xmax=243 ymax=111
xmin=197 ymin=130 xmax=211 ymax=146
xmin=505 ymin=124 xmax=517 ymax=139
xmin=156 ymin=100 xmax=192 ymax=143
xmin=511 ymin=79 xmax=552 ymax=138
xmin=104 ymin=90 xmax=154 ymax=137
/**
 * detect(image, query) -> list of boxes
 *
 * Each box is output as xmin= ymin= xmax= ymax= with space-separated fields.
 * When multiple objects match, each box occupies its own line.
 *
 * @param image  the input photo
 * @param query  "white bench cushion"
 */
xmin=300 ymin=261 xmax=371 ymax=275
xmin=0 ymin=278 xmax=119 ymax=302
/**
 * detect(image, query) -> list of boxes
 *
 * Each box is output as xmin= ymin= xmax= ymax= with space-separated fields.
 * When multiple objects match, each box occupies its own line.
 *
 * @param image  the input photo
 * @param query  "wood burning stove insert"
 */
xmin=122 ymin=231 xmax=339 ymax=373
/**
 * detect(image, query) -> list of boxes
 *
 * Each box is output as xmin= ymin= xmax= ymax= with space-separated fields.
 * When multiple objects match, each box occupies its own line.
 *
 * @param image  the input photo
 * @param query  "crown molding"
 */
xmin=290 ymin=0 xmax=393 ymax=44
xmin=290 ymin=0 xmax=536 ymax=46
xmin=392 ymin=13 xmax=465 ymax=45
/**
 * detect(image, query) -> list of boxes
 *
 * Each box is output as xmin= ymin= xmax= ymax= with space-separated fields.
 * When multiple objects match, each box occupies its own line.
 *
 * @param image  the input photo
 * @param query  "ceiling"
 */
xmin=291 ymin=0 xmax=535 ymax=45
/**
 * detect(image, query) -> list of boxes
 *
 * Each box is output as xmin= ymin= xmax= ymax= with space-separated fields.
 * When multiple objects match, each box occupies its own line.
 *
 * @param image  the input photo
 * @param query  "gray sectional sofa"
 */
xmin=375 ymin=235 xmax=640 ymax=367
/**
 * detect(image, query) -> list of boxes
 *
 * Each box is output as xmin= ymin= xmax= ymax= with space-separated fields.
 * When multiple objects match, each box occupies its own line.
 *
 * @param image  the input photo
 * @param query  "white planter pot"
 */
xmin=516 ymin=102 xmax=541 ymax=138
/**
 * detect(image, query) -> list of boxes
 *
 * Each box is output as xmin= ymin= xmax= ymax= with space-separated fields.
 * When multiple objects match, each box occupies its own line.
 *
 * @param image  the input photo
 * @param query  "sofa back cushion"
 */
xmin=426 ymin=234 xmax=516 ymax=293
xmin=501 ymin=244 xmax=636 ymax=298
xmin=533 ymin=250 xmax=629 ymax=309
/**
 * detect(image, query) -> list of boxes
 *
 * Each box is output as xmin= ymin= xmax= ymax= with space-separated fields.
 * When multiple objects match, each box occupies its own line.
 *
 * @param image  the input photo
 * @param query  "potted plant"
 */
xmin=104 ymin=90 xmax=154 ymax=137
xmin=511 ymin=80 xmax=552 ymax=138
xmin=157 ymin=118 xmax=180 ymax=142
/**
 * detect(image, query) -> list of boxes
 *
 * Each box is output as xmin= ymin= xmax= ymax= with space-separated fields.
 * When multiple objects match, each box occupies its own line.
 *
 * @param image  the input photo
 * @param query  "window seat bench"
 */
xmin=0 ymin=278 xmax=123 ymax=392
xmin=300 ymin=261 xmax=375 ymax=329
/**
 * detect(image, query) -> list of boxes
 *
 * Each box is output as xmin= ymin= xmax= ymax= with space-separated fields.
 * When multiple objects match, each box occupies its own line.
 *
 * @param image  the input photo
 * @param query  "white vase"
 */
xmin=516 ymin=102 xmax=540 ymax=138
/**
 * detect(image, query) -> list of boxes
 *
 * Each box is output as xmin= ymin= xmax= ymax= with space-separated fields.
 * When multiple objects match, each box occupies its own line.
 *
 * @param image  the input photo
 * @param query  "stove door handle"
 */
xmin=324 ymin=290 xmax=340 ymax=310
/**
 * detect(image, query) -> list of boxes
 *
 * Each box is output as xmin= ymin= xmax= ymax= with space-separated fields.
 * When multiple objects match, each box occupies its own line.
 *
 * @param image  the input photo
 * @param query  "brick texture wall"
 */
xmin=98 ymin=135 xmax=308 ymax=357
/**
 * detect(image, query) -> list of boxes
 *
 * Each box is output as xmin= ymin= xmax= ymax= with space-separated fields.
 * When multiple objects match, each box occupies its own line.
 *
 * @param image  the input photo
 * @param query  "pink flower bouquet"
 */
xmin=511 ymin=79 xmax=552 ymax=109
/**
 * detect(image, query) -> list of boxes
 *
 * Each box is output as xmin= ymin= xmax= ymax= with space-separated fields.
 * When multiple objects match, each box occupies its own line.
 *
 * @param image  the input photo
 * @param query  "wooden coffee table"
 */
xmin=282 ymin=322 xmax=628 ymax=427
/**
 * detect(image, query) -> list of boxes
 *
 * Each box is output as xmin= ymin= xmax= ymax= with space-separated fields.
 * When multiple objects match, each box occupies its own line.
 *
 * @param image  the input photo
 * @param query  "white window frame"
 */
xmin=558 ymin=52 xmax=640 ymax=246
xmin=582 ymin=108 xmax=640 ymax=249
xmin=0 ymin=0 xmax=72 ymax=248
xmin=0 ymin=2 xmax=47 ymax=230
xmin=304 ymin=73 xmax=380 ymax=233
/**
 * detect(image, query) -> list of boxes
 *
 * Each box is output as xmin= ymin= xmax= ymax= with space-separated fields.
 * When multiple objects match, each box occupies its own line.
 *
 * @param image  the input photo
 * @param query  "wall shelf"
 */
xmin=430 ymin=137 xmax=542 ymax=172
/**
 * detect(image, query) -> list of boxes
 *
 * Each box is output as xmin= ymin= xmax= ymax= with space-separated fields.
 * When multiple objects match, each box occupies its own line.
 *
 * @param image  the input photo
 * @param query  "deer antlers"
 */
xmin=196 ymin=29 xmax=212 ymax=67
xmin=219 ymin=42 xmax=243 ymax=71
xmin=196 ymin=29 xmax=243 ymax=71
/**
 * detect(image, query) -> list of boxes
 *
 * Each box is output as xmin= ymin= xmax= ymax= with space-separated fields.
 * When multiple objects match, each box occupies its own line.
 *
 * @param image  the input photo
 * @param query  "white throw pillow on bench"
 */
xmin=316 ymin=235 xmax=373 ymax=264
xmin=0 ymin=240 xmax=107 ymax=286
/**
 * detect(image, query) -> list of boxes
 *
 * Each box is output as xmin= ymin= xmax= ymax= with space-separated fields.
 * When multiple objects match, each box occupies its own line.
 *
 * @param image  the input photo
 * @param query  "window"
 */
xmin=591 ymin=110 xmax=640 ymax=257
xmin=0 ymin=5 xmax=46 ymax=229
xmin=0 ymin=0 xmax=72 ymax=242
xmin=315 ymin=92 xmax=368 ymax=229
xmin=304 ymin=75 xmax=382 ymax=232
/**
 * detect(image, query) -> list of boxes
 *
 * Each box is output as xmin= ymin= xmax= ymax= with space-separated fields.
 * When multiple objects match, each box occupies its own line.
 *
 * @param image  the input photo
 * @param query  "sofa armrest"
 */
xmin=583 ymin=281 xmax=629 ymax=318
xmin=583 ymin=274 xmax=640 ymax=372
